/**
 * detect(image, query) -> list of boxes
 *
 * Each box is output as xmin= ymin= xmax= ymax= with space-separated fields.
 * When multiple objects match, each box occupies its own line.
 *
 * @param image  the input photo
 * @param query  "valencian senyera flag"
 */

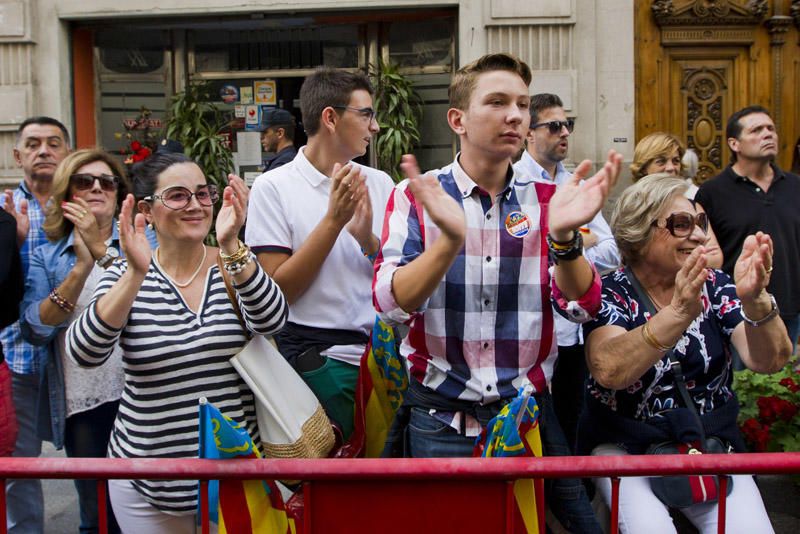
xmin=349 ymin=317 xmax=407 ymax=457
xmin=198 ymin=398 xmax=296 ymax=534
xmin=475 ymin=386 xmax=543 ymax=533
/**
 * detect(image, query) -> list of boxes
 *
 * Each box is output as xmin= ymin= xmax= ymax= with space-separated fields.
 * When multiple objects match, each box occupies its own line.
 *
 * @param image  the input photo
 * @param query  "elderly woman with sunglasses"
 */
xmin=575 ymin=174 xmax=791 ymax=533
xmin=65 ymin=152 xmax=287 ymax=533
xmin=19 ymin=148 xmax=155 ymax=533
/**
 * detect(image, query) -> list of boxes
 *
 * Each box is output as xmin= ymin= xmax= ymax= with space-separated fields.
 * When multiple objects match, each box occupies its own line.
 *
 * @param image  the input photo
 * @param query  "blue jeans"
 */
xmin=7 ymin=372 xmax=44 ymax=534
xmin=407 ymin=391 xmax=603 ymax=534
xmin=64 ymin=401 xmax=121 ymax=534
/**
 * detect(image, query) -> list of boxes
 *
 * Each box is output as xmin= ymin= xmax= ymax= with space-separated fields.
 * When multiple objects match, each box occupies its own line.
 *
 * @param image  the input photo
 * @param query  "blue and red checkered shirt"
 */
xmin=374 ymin=158 xmax=601 ymax=416
xmin=0 ymin=181 xmax=49 ymax=374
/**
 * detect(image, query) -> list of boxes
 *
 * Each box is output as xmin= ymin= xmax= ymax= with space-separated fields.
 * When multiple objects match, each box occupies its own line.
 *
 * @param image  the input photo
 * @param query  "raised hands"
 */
xmin=346 ymin=176 xmax=375 ymax=252
xmin=548 ymin=150 xmax=622 ymax=241
xmin=2 ymin=190 xmax=29 ymax=248
xmin=216 ymin=174 xmax=249 ymax=253
xmin=670 ymin=246 xmax=708 ymax=322
xmin=118 ymin=194 xmax=152 ymax=275
xmin=62 ymin=197 xmax=106 ymax=262
xmin=328 ymin=163 xmax=364 ymax=229
xmin=400 ymin=154 xmax=465 ymax=245
xmin=734 ymin=232 xmax=773 ymax=303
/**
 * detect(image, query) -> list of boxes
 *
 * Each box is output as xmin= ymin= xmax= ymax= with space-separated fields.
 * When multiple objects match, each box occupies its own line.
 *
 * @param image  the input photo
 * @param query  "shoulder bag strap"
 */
xmin=216 ymin=255 xmax=252 ymax=339
xmin=623 ymin=267 xmax=707 ymax=445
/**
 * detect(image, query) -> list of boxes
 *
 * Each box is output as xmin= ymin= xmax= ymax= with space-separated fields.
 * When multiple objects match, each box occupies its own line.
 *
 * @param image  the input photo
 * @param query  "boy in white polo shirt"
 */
xmin=245 ymin=67 xmax=394 ymax=440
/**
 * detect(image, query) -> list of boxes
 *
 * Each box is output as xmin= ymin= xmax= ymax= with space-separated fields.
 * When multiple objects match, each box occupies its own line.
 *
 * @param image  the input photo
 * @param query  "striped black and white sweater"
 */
xmin=66 ymin=259 xmax=287 ymax=513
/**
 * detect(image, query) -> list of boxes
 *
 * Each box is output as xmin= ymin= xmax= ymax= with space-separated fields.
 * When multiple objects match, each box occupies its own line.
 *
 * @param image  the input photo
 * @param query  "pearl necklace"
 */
xmin=156 ymin=245 xmax=207 ymax=288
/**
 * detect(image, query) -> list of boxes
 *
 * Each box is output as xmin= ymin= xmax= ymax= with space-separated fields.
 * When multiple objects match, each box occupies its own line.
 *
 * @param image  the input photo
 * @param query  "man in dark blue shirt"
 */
xmin=259 ymin=108 xmax=298 ymax=171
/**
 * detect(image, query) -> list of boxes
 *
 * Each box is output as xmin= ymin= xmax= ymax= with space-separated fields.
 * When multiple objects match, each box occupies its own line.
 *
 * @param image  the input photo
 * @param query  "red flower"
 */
xmin=779 ymin=377 xmax=800 ymax=393
xmin=740 ymin=417 xmax=771 ymax=452
xmin=757 ymin=395 xmax=798 ymax=424
xmin=131 ymin=147 xmax=152 ymax=162
xmin=130 ymin=140 xmax=142 ymax=151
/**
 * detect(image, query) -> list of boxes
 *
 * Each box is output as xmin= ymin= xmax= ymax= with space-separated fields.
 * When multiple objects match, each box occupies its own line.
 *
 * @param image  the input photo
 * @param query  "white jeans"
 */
xmin=592 ymin=444 xmax=774 ymax=534
xmin=109 ymin=479 xmax=206 ymax=534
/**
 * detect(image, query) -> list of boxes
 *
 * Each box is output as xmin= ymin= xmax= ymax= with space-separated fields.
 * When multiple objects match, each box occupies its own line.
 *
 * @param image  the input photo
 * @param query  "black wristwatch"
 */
xmin=546 ymin=231 xmax=584 ymax=264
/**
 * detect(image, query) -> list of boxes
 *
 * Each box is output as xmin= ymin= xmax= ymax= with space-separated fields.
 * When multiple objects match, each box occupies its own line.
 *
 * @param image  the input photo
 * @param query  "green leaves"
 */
xmin=734 ymin=364 xmax=800 ymax=453
xmin=370 ymin=62 xmax=423 ymax=182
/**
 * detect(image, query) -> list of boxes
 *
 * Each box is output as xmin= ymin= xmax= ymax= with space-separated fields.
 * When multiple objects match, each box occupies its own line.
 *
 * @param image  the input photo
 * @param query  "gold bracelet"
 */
xmin=641 ymin=321 xmax=671 ymax=352
xmin=220 ymin=240 xmax=250 ymax=265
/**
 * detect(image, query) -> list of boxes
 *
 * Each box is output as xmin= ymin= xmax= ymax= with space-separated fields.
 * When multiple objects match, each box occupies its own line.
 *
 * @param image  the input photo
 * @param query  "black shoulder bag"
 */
xmin=624 ymin=267 xmax=733 ymax=508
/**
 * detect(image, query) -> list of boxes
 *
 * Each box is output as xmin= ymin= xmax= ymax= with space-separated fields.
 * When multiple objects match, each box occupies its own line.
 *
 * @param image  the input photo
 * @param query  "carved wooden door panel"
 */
xmin=666 ymin=49 xmax=749 ymax=181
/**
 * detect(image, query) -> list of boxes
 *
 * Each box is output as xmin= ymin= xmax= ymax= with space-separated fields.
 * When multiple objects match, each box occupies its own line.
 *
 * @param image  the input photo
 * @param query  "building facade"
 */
xmin=0 ymin=0 xmax=637 ymax=186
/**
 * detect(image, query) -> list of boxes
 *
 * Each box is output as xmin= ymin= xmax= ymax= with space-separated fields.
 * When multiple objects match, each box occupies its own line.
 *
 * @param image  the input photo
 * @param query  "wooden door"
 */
xmin=635 ymin=0 xmax=800 ymax=181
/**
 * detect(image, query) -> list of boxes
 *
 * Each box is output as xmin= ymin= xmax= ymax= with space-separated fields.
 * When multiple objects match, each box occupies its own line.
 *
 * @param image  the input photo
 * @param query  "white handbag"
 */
xmin=217 ymin=258 xmax=335 ymax=459
xmin=230 ymin=335 xmax=335 ymax=459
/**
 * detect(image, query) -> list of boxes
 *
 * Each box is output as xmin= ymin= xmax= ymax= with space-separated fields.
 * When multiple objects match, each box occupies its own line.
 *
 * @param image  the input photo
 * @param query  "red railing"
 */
xmin=1 ymin=453 xmax=799 ymax=534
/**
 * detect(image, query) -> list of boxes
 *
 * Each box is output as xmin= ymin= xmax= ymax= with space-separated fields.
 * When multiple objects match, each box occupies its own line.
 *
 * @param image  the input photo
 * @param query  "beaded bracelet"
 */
xmin=49 ymin=288 xmax=75 ymax=313
xmin=224 ymin=252 xmax=254 ymax=276
xmin=361 ymin=247 xmax=378 ymax=263
xmin=641 ymin=321 xmax=671 ymax=352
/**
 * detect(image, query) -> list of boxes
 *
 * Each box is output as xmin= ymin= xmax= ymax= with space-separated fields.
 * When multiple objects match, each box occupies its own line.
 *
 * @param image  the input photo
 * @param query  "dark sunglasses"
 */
xmin=530 ymin=119 xmax=575 ymax=134
xmin=70 ymin=173 xmax=120 ymax=192
xmin=144 ymin=184 xmax=219 ymax=211
xmin=652 ymin=211 xmax=708 ymax=237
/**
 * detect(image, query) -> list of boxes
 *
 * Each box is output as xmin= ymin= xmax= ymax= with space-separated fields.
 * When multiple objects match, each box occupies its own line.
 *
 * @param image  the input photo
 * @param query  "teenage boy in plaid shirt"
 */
xmin=373 ymin=53 xmax=621 ymax=532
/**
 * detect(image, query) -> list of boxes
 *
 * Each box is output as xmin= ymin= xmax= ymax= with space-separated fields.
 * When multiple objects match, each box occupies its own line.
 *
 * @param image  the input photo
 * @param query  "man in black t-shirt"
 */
xmin=258 ymin=108 xmax=298 ymax=171
xmin=696 ymin=105 xmax=800 ymax=354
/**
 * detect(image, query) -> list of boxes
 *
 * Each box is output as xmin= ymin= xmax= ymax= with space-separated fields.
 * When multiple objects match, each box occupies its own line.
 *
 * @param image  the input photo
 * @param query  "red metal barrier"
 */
xmin=0 ymin=453 xmax=798 ymax=533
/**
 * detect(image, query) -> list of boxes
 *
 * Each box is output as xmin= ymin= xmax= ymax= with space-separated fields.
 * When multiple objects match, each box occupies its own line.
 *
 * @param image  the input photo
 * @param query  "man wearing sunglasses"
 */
xmin=697 ymin=106 xmax=800 ymax=355
xmin=1 ymin=116 xmax=70 ymax=533
xmin=246 ymin=67 xmax=394 ymax=441
xmin=513 ymin=93 xmax=619 ymax=450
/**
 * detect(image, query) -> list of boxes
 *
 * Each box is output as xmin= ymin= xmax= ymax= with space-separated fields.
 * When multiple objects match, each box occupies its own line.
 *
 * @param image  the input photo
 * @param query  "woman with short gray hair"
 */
xmin=577 ymin=174 xmax=791 ymax=533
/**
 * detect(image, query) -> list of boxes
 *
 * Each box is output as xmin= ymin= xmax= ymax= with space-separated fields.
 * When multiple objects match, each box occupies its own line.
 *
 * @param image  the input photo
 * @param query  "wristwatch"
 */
xmin=96 ymin=246 xmax=120 ymax=268
xmin=740 ymin=293 xmax=779 ymax=327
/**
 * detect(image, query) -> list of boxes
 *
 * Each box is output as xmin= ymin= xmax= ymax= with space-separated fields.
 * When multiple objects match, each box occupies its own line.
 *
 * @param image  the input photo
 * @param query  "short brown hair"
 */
xmin=43 ymin=149 xmax=129 ymax=241
xmin=449 ymin=53 xmax=532 ymax=111
xmin=299 ymin=67 xmax=374 ymax=137
xmin=630 ymin=132 xmax=685 ymax=181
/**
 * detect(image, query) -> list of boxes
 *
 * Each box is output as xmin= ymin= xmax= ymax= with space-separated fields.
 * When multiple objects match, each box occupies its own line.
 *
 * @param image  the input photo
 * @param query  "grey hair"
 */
xmin=611 ymin=173 xmax=689 ymax=266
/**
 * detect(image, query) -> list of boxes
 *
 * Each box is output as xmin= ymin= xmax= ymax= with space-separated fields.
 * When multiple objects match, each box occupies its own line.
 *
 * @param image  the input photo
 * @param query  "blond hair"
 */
xmin=449 ymin=53 xmax=532 ymax=111
xmin=630 ymin=132 xmax=685 ymax=181
xmin=43 ymin=149 xmax=129 ymax=241
xmin=611 ymin=173 xmax=688 ymax=266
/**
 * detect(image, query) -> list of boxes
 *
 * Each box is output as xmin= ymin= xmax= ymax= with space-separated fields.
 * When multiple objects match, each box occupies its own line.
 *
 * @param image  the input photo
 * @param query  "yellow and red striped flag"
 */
xmin=198 ymin=399 xmax=297 ymax=534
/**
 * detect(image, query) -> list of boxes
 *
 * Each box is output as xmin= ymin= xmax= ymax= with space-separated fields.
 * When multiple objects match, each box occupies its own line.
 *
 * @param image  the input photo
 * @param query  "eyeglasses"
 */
xmin=144 ymin=185 xmax=219 ymax=210
xmin=70 ymin=173 xmax=120 ymax=192
xmin=530 ymin=119 xmax=575 ymax=134
xmin=332 ymin=106 xmax=377 ymax=122
xmin=651 ymin=211 xmax=708 ymax=237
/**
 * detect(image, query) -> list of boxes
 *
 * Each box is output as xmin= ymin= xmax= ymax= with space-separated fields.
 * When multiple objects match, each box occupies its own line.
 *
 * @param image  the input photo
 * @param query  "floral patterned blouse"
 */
xmin=582 ymin=268 xmax=743 ymax=421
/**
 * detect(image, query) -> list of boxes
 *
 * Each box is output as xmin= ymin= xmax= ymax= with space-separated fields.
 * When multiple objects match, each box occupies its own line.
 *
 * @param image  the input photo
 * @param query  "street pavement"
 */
xmin=41 ymin=442 xmax=799 ymax=533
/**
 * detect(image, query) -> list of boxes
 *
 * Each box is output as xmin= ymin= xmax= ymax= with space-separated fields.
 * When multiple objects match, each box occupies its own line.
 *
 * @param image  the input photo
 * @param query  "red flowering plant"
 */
xmin=734 ymin=364 xmax=800 ymax=453
xmin=114 ymin=106 xmax=161 ymax=165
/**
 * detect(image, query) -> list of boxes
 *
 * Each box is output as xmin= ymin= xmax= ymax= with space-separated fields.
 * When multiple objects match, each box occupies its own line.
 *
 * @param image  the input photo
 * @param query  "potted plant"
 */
xmin=371 ymin=62 xmax=423 ymax=182
xmin=734 ymin=364 xmax=800 ymax=453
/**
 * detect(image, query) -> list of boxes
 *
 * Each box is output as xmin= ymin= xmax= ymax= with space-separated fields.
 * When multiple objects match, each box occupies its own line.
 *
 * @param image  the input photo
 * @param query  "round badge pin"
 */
xmin=505 ymin=211 xmax=531 ymax=238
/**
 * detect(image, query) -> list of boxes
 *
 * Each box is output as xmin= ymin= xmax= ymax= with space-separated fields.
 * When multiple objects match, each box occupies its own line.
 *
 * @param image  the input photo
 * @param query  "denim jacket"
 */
xmin=19 ymin=222 xmax=157 ymax=448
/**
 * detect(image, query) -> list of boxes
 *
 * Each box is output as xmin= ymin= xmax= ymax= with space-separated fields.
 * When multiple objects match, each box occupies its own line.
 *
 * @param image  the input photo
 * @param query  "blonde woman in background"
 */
xmin=631 ymin=132 xmax=723 ymax=269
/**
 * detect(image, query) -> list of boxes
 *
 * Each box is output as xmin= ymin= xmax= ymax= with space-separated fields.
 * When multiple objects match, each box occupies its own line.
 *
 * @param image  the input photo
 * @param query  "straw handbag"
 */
xmin=218 ymin=258 xmax=335 ymax=459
